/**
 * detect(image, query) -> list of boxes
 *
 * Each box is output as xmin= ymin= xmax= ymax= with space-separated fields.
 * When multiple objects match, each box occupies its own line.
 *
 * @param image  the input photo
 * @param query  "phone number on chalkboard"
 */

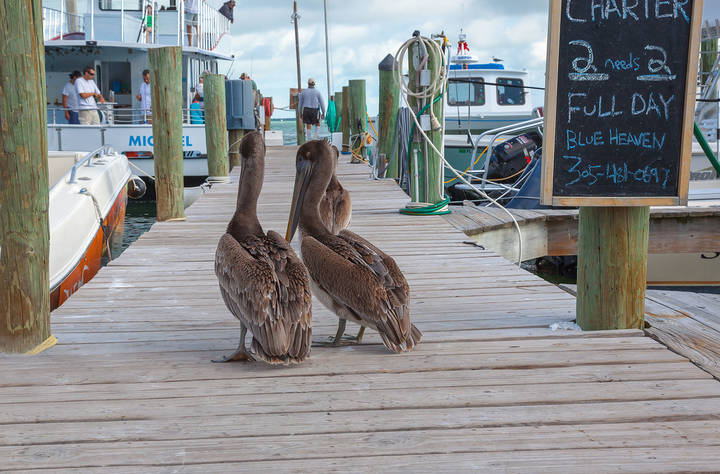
xmin=563 ymin=155 xmax=671 ymax=188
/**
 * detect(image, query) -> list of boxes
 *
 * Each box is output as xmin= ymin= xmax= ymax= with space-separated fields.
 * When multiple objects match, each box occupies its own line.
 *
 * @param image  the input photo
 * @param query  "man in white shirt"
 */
xmin=135 ymin=69 xmax=152 ymax=123
xmin=75 ymin=66 xmax=105 ymax=125
xmin=62 ymin=70 xmax=81 ymax=124
xmin=185 ymin=0 xmax=200 ymax=46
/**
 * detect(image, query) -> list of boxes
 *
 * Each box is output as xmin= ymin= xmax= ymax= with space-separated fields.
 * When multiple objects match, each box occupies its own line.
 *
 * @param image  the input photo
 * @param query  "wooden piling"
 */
xmin=149 ymin=46 xmax=185 ymax=221
xmin=407 ymin=38 xmax=444 ymax=203
xmin=0 ymin=0 xmax=52 ymax=353
xmin=203 ymin=74 xmax=229 ymax=178
xmin=577 ymin=207 xmax=650 ymax=330
xmin=378 ymin=54 xmax=400 ymax=178
xmin=341 ymin=85 xmax=351 ymax=154
xmin=334 ymin=90 xmax=343 ymax=135
xmin=349 ymin=79 xmax=367 ymax=162
xmin=228 ymin=129 xmax=244 ymax=169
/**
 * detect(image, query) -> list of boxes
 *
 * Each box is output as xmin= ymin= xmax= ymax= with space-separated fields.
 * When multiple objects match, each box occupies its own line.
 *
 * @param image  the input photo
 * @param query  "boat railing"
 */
xmin=69 ymin=145 xmax=114 ymax=184
xmin=42 ymin=0 xmax=231 ymax=51
xmin=48 ymin=106 xmax=204 ymax=125
xmin=43 ymin=6 xmax=85 ymax=41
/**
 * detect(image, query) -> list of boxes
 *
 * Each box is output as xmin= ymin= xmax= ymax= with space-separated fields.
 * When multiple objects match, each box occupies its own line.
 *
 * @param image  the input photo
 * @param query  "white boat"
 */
xmin=41 ymin=1 xmax=281 ymax=185
xmin=445 ymin=31 xmax=536 ymax=135
xmin=48 ymin=147 xmax=131 ymax=309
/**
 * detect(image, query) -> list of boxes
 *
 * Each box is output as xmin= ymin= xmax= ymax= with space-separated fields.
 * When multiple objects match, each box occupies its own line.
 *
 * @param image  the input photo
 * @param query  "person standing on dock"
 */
xmin=75 ymin=66 xmax=105 ymax=125
xmin=62 ymin=71 xmax=81 ymax=124
xmin=136 ymin=69 xmax=152 ymax=124
xmin=298 ymin=78 xmax=325 ymax=140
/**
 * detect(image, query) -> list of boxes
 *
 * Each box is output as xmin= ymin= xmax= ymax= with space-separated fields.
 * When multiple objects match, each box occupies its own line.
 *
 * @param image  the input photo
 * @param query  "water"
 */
xmin=120 ymin=201 xmax=156 ymax=254
xmin=271 ymin=118 xmax=331 ymax=145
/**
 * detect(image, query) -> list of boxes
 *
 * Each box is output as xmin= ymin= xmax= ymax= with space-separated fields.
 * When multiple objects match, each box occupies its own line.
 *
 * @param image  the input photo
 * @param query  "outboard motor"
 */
xmin=486 ymin=131 xmax=542 ymax=180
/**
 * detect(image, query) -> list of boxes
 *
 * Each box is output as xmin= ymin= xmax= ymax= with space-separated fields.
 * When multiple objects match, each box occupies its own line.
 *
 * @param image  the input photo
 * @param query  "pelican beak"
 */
xmin=286 ymin=159 xmax=314 ymax=242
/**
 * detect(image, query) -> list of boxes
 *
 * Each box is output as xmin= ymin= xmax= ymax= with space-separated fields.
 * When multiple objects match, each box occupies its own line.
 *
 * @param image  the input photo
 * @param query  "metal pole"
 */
xmin=91 ymin=0 xmax=95 ymax=41
xmin=293 ymin=0 xmax=304 ymax=145
xmin=60 ymin=0 xmax=64 ymax=38
xmin=120 ymin=0 xmax=124 ymax=42
xmin=323 ymin=0 xmax=331 ymax=101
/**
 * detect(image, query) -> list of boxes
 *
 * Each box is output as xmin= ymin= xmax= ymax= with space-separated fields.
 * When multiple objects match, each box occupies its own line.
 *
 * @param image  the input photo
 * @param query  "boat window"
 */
xmin=447 ymin=79 xmax=485 ymax=106
xmin=496 ymin=78 xmax=526 ymax=106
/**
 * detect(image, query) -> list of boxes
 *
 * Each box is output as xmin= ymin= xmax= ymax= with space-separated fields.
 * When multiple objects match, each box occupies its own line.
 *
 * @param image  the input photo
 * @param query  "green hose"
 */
xmin=400 ymin=197 xmax=451 ymax=215
xmin=693 ymin=122 xmax=720 ymax=175
xmin=401 ymin=94 xmax=449 ymax=215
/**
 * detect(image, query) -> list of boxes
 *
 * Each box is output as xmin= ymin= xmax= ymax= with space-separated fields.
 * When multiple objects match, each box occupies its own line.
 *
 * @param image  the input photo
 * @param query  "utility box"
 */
xmin=225 ymin=80 xmax=254 ymax=130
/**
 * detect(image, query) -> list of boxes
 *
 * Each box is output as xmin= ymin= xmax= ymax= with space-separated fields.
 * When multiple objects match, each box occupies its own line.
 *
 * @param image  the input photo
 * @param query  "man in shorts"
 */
xmin=185 ymin=0 xmax=199 ymax=46
xmin=298 ymin=77 xmax=325 ymax=140
xmin=75 ymin=66 xmax=105 ymax=125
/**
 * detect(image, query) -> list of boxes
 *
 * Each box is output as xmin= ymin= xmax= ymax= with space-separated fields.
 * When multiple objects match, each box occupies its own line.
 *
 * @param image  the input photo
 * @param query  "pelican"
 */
xmin=318 ymin=145 xmax=352 ymax=234
xmin=214 ymin=132 xmax=312 ymax=364
xmin=286 ymin=140 xmax=421 ymax=352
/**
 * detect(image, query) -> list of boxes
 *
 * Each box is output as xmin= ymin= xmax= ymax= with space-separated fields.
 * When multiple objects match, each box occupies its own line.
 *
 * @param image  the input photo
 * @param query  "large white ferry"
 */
xmin=42 ymin=0 xmax=233 ymax=185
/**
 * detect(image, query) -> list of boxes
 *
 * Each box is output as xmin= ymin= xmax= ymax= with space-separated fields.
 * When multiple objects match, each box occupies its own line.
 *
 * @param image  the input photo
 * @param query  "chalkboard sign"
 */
xmin=541 ymin=0 xmax=703 ymax=206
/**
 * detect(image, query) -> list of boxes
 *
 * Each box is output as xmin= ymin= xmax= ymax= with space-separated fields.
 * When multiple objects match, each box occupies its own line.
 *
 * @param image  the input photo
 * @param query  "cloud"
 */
xmin=219 ymin=0 xmax=550 ymax=117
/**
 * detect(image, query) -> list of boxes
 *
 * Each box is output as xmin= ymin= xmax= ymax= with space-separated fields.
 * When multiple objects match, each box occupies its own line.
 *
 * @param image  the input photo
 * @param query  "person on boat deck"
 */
xmin=190 ymin=93 xmax=204 ymax=124
xmin=298 ymin=77 xmax=325 ymax=140
xmin=184 ymin=0 xmax=202 ymax=47
xmin=193 ymin=71 xmax=210 ymax=109
xmin=62 ymin=71 xmax=81 ymax=125
xmin=143 ymin=4 xmax=154 ymax=43
xmin=75 ymin=66 xmax=105 ymax=125
xmin=136 ymin=69 xmax=152 ymax=124
xmin=218 ymin=0 xmax=235 ymax=23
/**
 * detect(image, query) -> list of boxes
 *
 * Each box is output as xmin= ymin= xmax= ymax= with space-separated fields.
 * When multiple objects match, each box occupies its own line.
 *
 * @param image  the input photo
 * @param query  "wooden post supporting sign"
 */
xmin=543 ymin=0 xmax=703 ymax=329
xmin=149 ymin=46 xmax=185 ymax=222
xmin=203 ymin=74 xmax=229 ymax=179
xmin=0 ymin=1 xmax=53 ymax=353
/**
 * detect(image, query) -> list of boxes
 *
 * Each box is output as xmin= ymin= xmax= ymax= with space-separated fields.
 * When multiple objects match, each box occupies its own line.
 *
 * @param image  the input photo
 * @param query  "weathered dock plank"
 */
xmin=1 ymin=146 xmax=719 ymax=471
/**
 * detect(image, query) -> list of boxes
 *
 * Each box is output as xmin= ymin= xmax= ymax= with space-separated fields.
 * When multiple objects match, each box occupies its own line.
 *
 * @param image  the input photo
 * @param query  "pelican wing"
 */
xmin=215 ymin=232 xmax=312 ymax=361
xmin=301 ymin=233 xmax=417 ymax=352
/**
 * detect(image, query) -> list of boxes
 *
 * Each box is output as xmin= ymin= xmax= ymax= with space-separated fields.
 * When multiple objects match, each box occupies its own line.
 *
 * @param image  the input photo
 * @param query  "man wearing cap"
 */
xmin=62 ymin=71 xmax=81 ymax=124
xmin=298 ymin=77 xmax=325 ymax=140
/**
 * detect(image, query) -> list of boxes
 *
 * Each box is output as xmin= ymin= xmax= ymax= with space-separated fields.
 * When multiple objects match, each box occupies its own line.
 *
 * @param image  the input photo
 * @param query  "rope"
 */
xmin=392 ymin=34 xmax=524 ymax=264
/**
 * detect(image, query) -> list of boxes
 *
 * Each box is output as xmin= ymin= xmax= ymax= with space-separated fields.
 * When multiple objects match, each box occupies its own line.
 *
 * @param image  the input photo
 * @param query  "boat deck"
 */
xmin=2 ymin=146 xmax=720 ymax=471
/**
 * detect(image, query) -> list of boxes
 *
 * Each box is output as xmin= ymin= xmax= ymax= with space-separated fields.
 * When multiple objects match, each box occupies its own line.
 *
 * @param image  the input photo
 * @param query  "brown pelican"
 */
xmin=214 ymin=132 xmax=312 ymax=364
xmin=286 ymin=140 xmax=421 ymax=352
xmin=318 ymin=145 xmax=352 ymax=234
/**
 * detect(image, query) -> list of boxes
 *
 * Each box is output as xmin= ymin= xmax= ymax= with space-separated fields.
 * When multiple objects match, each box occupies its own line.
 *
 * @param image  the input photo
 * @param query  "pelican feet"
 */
xmin=312 ymin=320 xmax=366 ymax=347
xmin=212 ymin=347 xmax=255 ymax=363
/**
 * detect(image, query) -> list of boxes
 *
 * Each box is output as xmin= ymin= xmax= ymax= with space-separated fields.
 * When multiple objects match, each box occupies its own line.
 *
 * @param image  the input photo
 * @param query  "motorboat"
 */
xmin=48 ymin=147 xmax=131 ymax=309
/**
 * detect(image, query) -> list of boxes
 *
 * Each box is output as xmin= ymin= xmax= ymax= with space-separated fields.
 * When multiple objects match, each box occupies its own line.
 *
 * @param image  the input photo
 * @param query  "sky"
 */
xmin=217 ymin=0 xmax=551 ymax=118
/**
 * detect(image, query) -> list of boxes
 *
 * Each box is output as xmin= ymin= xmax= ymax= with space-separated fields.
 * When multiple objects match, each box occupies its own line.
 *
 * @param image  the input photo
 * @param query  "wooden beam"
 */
xmin=341 ymin=85 xmax=350 ymax=154
xmin=203 ymin=74 xmax=229 ymax=178
xmin=228 ymin=129 xmax=244 ymax=170
xmin=577 ymin=207 xmax=649 ymax=330
xmin=334 ymin=90 xmax=343 ymax=137
xmin=349 ymin=79 xmax=367 ymax=162
xmin=378 ymin=54 xmax=399 ymax=178
xmin=149 ymin=46 xmax=185 ymax=222
xmin=0 ymin=0 xmax=52 ymax=353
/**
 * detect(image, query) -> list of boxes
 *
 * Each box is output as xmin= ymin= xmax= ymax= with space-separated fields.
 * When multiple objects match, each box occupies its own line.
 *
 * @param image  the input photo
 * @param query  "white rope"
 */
xmin=393 ymin=34 xmax=525 ymax=266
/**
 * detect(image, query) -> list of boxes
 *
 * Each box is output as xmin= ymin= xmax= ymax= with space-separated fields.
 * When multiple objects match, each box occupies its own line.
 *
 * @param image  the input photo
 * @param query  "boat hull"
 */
xmin=50 ymin=187 xmax=127 ymax=310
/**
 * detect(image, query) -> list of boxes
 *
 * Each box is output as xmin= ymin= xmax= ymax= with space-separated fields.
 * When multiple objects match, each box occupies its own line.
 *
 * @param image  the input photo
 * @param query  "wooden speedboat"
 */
xmin=48 ymin=148 xmax=131 ymax=310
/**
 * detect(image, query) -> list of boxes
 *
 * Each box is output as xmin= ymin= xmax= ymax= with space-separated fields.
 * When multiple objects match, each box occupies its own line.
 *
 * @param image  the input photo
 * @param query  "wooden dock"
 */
xmin=3 ymin=146 xmax=720 ymax=471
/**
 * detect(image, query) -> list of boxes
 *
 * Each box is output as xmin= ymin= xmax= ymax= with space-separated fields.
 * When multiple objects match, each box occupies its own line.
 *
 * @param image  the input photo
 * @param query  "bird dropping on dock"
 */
xmin=214 ymin=132 xmax=312 ymax=364
xmin=286 ymin=140 xmax=421 ymax=352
